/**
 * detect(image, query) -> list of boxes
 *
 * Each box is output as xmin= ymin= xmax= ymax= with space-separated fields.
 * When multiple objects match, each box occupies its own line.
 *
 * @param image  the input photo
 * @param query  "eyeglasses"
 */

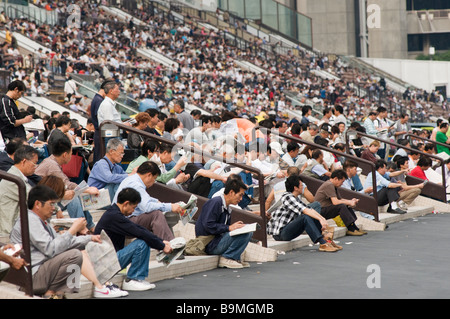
xmin=40 ymin=201 xmax=58 ymax=208
xmin=113 ymin=149 xmax=125 ymax=156
xmin=26 ymin=159 xmax=38 ymax=167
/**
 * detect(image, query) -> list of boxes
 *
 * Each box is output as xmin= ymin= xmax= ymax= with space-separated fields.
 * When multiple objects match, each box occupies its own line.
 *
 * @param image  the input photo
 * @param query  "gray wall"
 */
xmin=297 ymin=0 xmax=357 ymax=55
xmin=367 ymin=0 xmax=408 ymax=59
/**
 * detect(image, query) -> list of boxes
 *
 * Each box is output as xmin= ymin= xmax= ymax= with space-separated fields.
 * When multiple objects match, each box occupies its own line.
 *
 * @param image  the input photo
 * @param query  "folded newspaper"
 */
xmin=86 ymin=230 xmax=121 ymax=284
xmin=156 ymin=237 xmax=186 ymax=268
xmin=50 ymin=218 xmax=78 ymax=232
xmin=177 ymin=195 xmax=198 ymax=225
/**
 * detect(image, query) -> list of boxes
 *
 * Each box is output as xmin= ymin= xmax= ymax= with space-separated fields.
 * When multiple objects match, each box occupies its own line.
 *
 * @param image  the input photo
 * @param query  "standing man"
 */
xmin=97 ymin=81 xmax=122 ymax=127
xmin=374 ymin=106 xmax=390 ymax=160
xmin=173 ymin=99 xmax=194 ymax=132
xmin=393 ymin=113 xmax=411 ymax=141
xmin=0 ymin=80 xmax=33 ymax=142
xmin=89 ymin=79 xmax=114 ymax=162
xmin=363 ymin=111 xmax=378 ymax=137
xmin=97 ymin=80 xmax=122 ymax=158
xmin=195 ymin=178 xmax=253 ymax=269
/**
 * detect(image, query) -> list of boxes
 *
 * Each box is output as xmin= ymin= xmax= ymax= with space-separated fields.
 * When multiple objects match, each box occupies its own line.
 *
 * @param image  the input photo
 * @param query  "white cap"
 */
xmin=269 ymin=142 xmax=284 ymax=155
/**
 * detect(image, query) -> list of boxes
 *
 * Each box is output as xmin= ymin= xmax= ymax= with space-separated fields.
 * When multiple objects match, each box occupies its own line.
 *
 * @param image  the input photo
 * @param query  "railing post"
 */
xmin=0 ymin=172 xmax=33 ymax=297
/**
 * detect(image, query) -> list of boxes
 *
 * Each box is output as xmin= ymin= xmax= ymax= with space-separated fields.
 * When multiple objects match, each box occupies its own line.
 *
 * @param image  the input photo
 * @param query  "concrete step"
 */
xmin=0 ymin=203 xmax=437 ymax=299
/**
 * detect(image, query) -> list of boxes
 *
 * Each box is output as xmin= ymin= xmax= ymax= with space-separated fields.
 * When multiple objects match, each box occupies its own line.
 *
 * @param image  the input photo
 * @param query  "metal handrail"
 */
xmin=404 ymin=133 xmax=450 ymax=154
xmin=0 ymin=170 xmax=33 ymax=296
xmin=345 ymin=129 xmax=447 ymax=200
xmin=98 ymin=120 xmax=268 ymax=247
xmin=6 ymin=5 xmax=53 ymax=26
xmin=69 ymin=76 xmax=137 ymax=117
xmin=251 ymin=126 xmax=380 ymax=220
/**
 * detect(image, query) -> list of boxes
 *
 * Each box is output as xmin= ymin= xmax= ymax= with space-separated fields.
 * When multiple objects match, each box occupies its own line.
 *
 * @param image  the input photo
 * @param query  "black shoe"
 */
xmin=390 ymin=208 xmax=407 ymax=214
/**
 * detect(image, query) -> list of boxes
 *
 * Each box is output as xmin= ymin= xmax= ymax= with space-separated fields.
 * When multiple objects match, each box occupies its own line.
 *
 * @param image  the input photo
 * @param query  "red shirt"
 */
xmin=409 ymin=166 xmax=428 ymax=180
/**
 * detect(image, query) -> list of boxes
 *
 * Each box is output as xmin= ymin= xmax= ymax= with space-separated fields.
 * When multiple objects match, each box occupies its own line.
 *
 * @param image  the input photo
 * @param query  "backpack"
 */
xmin=184 ymin=235 xmax=215 ymax=256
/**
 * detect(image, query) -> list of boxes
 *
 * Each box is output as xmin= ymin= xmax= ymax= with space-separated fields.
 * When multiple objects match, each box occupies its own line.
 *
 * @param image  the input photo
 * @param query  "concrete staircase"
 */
xmin=0 ymin=201 xmax=438 ymax=299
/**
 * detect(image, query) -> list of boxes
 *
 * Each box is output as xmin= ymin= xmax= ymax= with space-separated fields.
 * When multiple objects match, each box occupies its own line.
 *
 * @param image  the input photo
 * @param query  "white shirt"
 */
xmin=252 ymin=159 xmax=277 ymax=175
xmin=97 ymin=96 xmax=120 ymax=125
xmin=184 ymin=127 xmax=209 ymax=145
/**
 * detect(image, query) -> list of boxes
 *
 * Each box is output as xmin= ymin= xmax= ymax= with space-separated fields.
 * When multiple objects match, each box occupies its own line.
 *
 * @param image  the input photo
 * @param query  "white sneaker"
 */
xmin=122 ymin=279 xmax=156 ymax=291
xmin=93 ymin=285 xmax=125 ymax=298
xmin=398 ymin=200 xmax=408 ymax=210
xmin=106 ymin=283 xmax=128 ymax=297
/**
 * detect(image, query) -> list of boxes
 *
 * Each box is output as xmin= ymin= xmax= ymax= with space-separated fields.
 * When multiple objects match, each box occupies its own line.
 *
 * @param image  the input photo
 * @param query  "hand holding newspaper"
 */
xmin=156 ymin=237 xmax=186 ymax=267
xmin=80 ymin=188 xmax=111 ymax=211
xmin=60 ymin=181 xmax=89 ymax=207
xmin=177 ymin=194 xmax=198 ymax=225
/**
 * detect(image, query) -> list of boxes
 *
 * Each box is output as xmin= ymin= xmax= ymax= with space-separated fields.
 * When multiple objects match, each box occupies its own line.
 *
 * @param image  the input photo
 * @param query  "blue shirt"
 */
xmin=194 ymin=195 xmax=230 ymax=254
xmin=139 ymin=98 xmax=157 ymax=112
xmin=87 ymin=157 xmax=128 ymax=189
xmin=363 ymin=117 xmax=378 ymax=136
xmin=112 ymin=174 xmax=172 ymax=217
xmin=364 ymin=171 xmax=391 ymax=194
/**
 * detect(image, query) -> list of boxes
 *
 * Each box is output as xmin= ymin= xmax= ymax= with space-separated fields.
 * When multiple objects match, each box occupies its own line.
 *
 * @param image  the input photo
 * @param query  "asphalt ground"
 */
xmin=117 ymin=212 xmax=450 ymax=312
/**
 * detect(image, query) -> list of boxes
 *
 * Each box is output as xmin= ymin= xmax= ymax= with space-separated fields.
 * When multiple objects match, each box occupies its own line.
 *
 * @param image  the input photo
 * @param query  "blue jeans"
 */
xmin=104 ymin=183 xmax=119 ymax=204
xmin=308 ymin=201 xmax=321 ymax=214
xmin=65 ymin=196 xmax=95 ymax=230
xmin=211 ymin=232 xmax=253 ymax=260
xmin=117 ymin=239 xmax=150 ymax=281
xmin=351 ymin=175 xmax=364 ymax=192
xmin=208 ymin=180 xmax=224 ymax=199
xmin=274 ymin=214 xmax=324 ymax=243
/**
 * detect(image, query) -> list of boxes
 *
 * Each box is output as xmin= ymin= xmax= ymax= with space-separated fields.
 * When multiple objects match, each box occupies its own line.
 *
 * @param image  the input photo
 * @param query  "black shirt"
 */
xmin=94 ymin=203 xmax=165 ymax=252
xmin=0 ymin=95 xmax=26 ymax=141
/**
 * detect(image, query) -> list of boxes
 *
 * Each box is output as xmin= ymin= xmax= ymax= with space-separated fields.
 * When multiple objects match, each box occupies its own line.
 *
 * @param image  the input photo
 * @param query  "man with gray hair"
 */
xmin=97 ymin=81 xmax=121 ymax=126
xmin=88 ymin=138 xmax=136 ymax=200
xmin=300 ymin=123 xmax=319 ymax=144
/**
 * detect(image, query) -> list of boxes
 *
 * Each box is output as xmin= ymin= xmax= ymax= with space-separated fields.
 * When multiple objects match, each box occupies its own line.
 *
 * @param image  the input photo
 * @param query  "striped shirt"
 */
xmin=266 ymin=192 xmax=309 ymax=236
